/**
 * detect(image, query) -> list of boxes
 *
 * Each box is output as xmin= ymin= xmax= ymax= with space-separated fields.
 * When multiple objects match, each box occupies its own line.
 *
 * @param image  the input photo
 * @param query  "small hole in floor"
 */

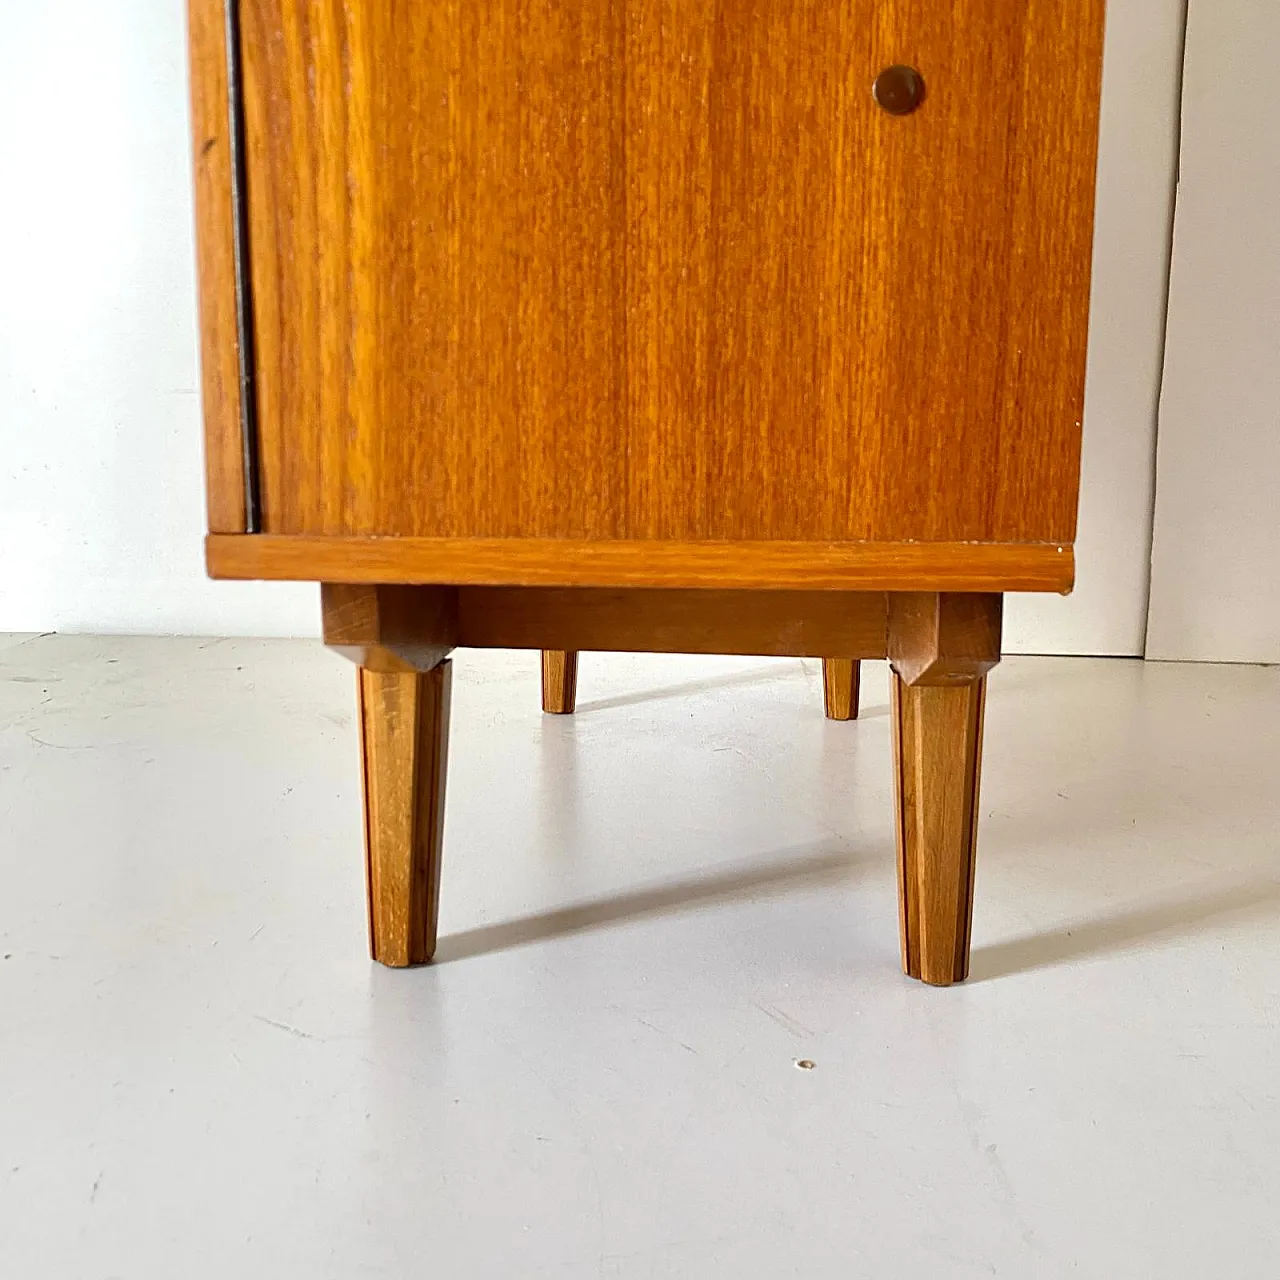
xmin=795 ymin=1059 xmax=816 ymax=1071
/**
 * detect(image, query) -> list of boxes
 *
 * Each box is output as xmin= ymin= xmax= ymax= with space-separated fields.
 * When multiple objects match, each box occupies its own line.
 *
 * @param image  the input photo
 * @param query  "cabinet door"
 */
xmin=237 ymin=0 xmax=1104 ymax=545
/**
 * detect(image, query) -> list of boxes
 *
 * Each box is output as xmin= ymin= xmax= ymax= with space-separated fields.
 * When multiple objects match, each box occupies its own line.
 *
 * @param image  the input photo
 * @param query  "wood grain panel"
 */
xmin=238 ymin=0 xmax=1104 ymax=545
xmin=187 ymin=0 xmax=245 ymax=532
xmin=207 ymin=535 xmax=1074 ymax=593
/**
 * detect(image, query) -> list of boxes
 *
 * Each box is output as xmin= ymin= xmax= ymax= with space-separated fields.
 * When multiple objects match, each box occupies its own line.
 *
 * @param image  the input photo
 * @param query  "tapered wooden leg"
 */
xmin=822 ymin=658 xmax=861 ymax=720
xmin=891 ymin=673 xmax=986 ymax=985
xmin=357 ymin=661 xmax=452 ymax=967
xmin=541 ymin=650 xmax=579 ymax=714
xmin=888 ymin=592 xmax=1001 ymax=986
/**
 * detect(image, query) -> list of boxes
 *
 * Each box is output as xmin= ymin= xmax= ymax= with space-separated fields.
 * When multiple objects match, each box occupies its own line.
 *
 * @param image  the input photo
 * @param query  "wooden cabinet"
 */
xmin=188 ymin=0 xmax=1106 ymax=984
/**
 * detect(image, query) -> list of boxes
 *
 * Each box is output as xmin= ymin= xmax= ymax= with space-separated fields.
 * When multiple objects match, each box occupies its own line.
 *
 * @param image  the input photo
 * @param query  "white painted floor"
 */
xmin=2 ymin=634 xmax=1279 ymax=1278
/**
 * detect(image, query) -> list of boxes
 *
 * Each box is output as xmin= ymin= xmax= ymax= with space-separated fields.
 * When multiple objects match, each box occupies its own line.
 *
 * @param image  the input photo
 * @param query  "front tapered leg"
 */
xmin=822 ymin=658 xmax=861 ymax=720
xmin=541 ymin=650 xmax=579 ymax=714
xmin=888 ymin=593 xmax=1001 ymax=986
xmin=358 ymin=662 xmax=452 ymax=966
xmin=322 ymin=585 xmax=457 ymax=967
xmin=891 ymin=674 xmax=986 ymax=984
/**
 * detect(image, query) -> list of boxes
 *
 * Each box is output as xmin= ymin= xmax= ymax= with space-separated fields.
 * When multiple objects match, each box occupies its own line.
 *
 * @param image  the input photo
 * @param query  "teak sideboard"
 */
xmin=188 ymin=0 xmax=1107 ymax=985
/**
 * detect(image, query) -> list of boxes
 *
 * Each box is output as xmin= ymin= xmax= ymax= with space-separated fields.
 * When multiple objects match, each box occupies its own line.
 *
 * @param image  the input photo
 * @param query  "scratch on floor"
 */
xmin=754 ymin=1002 xmax=813 ymax=1038
xmin=937 ymin=1018 xmax=1038 ymax=1258
xmin=25 ymin=732 xmax=87 ymax=751
xmin=635 ymin=1015 xmax=698 ymax=1055
xmin=255 ymin=1015 xmax=318 ymax=1040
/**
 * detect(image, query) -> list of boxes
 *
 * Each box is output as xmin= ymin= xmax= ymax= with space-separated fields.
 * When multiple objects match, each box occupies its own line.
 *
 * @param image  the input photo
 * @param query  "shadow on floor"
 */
xmin=574 ymin=664 xmax=803 ymax=715
xmin=970 ymin=876 xmax=1280 ymax=981
xmin=439 ymin=863 xmax=1280 ymax=976
xmin=434 ymin=843 xmax=862 ymax=963
xmin=572 ymin=663 xmax=890 ymax=720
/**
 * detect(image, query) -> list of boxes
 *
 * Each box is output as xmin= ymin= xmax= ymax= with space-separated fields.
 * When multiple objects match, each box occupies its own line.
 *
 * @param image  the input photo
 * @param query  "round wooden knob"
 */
xmin=873 ymin=65 xmax=926 ymax=116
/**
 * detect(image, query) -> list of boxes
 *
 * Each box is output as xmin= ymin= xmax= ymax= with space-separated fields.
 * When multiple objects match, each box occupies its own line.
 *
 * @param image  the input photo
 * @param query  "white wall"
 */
xmin=0 ymin=1 xmax=314 ymax=636
xmin=1147 ymin=0 xmax=1280 ymax=663
xmin=0 ymin=2 xmax=1183 ymax=648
